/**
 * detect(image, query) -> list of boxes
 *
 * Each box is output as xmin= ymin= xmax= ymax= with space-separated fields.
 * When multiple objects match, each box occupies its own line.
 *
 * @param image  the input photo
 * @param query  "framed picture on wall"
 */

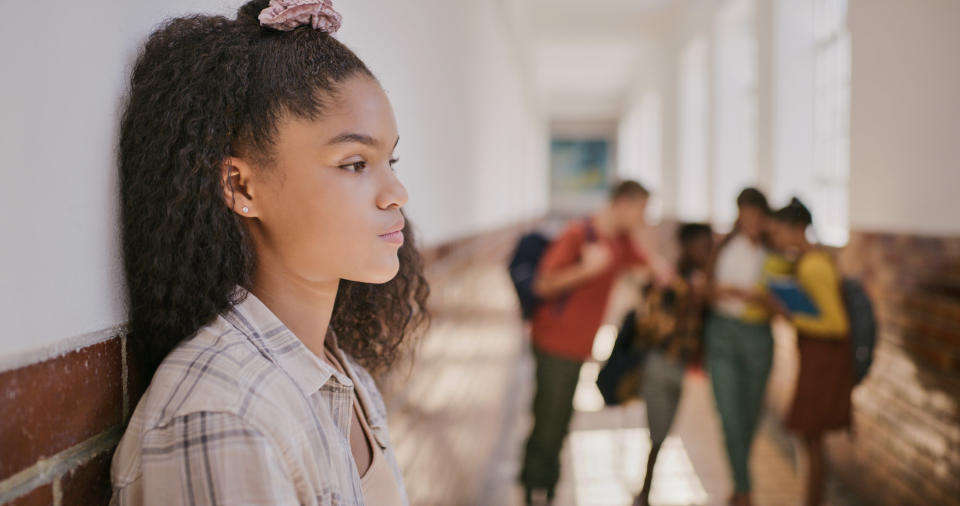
xmin=550 ymin=138 xmax=610 ymax=194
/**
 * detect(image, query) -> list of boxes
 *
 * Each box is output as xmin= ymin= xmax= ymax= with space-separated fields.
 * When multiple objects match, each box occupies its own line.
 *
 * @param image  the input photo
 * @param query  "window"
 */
xmin=713 ymin=0 xmax=758 ymax=231
xmin=677 ymin=38 xmax=710 ymax=222
xmin=618 ymin=91 xmax=663 ymax=222
xmin=812 ymin=0 xmax=850 ymax=246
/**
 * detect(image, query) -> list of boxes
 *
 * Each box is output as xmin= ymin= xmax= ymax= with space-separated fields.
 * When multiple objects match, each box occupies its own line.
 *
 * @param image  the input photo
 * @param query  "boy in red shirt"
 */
xmin=521 ymin=181 xmax=656 ymax=504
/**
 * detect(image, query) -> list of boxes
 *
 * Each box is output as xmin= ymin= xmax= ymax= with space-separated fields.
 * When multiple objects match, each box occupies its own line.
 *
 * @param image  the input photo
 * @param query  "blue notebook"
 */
xmin=768 ymin=277 xmax=820 ymax=316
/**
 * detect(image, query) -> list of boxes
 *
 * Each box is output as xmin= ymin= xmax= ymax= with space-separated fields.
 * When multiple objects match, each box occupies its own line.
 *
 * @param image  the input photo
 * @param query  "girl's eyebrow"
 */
xmin=327 ymin=132 xmax=378 ymax=146
xmin=326 ymin=133 xmax=401 ymax=149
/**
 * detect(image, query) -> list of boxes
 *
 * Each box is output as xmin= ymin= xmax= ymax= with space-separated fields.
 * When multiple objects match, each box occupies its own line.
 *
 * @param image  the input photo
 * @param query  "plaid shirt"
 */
xmin=635 ymin=268 xmax=707 ymax=364
xmin=110 ymin=289 xmax=407 ymax=506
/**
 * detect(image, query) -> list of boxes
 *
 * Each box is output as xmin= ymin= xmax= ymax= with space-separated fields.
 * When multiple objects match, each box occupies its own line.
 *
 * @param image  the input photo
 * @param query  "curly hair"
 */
xmin=120 ymin=0 xmax=430 ymax=379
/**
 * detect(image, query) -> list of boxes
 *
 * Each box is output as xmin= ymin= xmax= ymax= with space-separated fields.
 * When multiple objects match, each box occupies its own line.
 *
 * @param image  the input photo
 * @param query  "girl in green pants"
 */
xmin=706 ymin=189 xmax=789 ymax=506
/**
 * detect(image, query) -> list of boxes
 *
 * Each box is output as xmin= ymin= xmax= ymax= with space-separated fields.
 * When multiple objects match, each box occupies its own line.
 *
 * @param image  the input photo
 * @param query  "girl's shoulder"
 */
xmin=797 ymin=248 xmax=838 ymax=279
xmin=133 ymin=314 xmax=299 ymax=432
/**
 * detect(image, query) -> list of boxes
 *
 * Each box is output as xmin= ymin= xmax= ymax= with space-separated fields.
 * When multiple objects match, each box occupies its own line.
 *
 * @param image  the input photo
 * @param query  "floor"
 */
xmin=381 ymin=240 xmax=858 ymax=506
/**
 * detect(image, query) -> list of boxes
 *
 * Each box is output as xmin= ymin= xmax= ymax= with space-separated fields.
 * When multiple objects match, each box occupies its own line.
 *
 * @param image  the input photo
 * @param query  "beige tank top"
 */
xmin=324 ymin=348 xmax=405 ymax=506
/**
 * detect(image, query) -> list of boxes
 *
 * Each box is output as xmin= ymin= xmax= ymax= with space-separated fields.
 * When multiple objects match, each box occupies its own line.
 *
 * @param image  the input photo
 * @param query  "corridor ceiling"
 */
xmin=506 ymin=0 xmax=672 ymax=121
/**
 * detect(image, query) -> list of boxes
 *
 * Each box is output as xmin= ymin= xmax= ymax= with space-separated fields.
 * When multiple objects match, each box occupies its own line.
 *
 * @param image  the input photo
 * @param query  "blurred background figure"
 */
xmin=2 ymin=1 xmax=960 ymax=506
xmin=519 ymin=181 xmax=652 ymax=505
xmin=767 ymin=198 xmax=855 ymax=506
xmin=703 ymin=188 xmax=782 ymax=506
xmin=631 ymin=223 xmax=713 ymax=506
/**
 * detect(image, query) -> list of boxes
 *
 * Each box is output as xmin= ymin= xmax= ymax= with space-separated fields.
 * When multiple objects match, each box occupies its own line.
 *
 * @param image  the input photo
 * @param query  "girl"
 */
xmin=111 ymin=1 xmax=429 ymax=504
xmin=768 ymin=198 xmax=852 ymax=506
xmin=632 ymin=223 xmax=713 ymax=506
xmin=704 ymin=188 xmax=788 ymax=506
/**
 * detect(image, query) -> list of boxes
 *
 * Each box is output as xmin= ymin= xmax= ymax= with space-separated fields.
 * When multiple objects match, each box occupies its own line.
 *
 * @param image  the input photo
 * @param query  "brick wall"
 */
xmin=0 ymin=335 xmax=148 ymax=505
xmin=766 ymin=230 xmax=960 ymax=506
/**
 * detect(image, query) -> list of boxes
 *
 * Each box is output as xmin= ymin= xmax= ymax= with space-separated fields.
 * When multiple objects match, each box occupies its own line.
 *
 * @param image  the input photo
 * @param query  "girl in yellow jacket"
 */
xmin=767 ymin=198 xmax=852 ymax=506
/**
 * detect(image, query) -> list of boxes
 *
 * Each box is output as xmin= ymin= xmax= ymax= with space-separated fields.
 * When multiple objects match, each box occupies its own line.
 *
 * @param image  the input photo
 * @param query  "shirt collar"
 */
xmin=224 ymin=287 xmax=353 ymax=396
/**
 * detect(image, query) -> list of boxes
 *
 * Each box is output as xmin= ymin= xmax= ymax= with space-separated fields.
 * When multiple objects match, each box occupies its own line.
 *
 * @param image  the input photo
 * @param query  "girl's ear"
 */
xmin=221 ymin=156 xmax=258 ymax=218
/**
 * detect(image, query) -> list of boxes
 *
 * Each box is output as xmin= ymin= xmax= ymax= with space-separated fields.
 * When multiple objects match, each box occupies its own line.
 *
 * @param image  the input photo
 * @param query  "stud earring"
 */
xmin=242 ymin=206 xmax=249 ymax=213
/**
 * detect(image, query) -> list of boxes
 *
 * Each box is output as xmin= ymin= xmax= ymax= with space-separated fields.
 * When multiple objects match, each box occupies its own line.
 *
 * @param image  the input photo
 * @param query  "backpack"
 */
xmin=508 ymin=232 xmax=551 ymax=320
xmin=842 ymin=277 xmax=876 ymax=385
xmin=596 ymin=309 xmax=649 ymax=406
xmin=508 ymin=220 xmax=597 ymax=320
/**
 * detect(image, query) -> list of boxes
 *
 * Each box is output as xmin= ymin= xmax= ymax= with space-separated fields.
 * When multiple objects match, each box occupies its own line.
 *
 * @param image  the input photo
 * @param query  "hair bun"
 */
xmin=254 ymin=0 xmax=342 ymax=33
xmin=788 ymin=197 xmax=813 ymax=226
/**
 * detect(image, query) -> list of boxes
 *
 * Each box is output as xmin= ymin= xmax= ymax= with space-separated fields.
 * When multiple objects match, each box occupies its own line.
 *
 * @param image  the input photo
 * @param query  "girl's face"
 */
xmin=231 ymin=75 xmax=408 ymax=285
xmin=768 ymin=220 xmax=804 ymax=253
xmin=737 ymin=205 xmax=767 ymax=240
xmin=683 ymin=235 xmax=713 ymax=270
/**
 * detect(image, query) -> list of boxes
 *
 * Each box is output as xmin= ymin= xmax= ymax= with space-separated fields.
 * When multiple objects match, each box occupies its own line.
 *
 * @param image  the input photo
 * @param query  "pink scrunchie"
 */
xmin=258 ymin=0 xmax=342 ymax=33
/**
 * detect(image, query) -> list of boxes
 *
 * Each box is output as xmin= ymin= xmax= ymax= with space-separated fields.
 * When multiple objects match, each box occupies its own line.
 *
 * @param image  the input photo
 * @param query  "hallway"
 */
xmin=385 ymin=234 xmax=857 ymax=506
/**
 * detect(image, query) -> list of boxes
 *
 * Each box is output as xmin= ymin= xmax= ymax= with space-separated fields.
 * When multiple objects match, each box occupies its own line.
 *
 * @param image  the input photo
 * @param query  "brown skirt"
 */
xmin=786 ymin=335 xmax=853 ymax=435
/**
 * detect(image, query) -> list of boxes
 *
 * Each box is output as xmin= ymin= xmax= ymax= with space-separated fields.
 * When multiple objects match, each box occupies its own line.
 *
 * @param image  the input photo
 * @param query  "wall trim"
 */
xmin=0 ymin=426 xmax=122 ymax=504
xmin=0 ymin=325 xmax=126 ymax=375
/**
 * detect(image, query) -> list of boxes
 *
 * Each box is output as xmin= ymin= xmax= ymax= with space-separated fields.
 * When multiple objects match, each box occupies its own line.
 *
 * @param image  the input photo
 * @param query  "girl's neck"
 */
xmin=250 ymin=262 xmax=339 ymax=360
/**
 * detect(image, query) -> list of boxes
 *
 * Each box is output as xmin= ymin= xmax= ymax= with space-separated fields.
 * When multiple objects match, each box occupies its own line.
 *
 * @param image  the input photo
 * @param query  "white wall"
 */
xmin=847 ymin=0 xmax=960 ymax=235
xmin=0 ymin=0 xmax=238 ymax=365
xmin=0 ymin=0 xmax=546 ymax=363
xmin=340 ymin=0 xmax=548 ymax=244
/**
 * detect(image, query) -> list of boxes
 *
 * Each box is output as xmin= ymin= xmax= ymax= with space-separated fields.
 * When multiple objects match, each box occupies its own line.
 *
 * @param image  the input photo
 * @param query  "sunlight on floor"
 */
xmin=570 ymin=428 xmax=709 ymax=506
xmin=592 ymin=324 xmax=620 ymax=361
xmin=573 ymin=362 xmax=607 ymax=412
xmin=573 ymin=323 xmax=622 ymax=412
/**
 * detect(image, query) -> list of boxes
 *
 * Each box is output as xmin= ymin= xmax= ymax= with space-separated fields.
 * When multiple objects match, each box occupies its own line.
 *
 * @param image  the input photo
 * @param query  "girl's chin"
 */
xmin=348 ymin=259 xmax=401 ymax=285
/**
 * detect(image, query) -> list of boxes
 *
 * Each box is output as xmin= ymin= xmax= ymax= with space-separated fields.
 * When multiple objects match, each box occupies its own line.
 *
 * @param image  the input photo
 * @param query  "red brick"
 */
xmin=904 ymin=339 xmax=954 ymax=371
xmin=61 ymin=451 xmax=113 ymax=506
xmin=6 ymin=484 xmax=53 ymax=506
xmin=0 ymin=339 xmax=123 ymax=481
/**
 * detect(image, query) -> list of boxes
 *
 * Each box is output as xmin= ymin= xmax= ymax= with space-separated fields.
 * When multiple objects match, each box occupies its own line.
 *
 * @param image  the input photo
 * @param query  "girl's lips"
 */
xmin=379 ymin=230 xmax=404 ymax=245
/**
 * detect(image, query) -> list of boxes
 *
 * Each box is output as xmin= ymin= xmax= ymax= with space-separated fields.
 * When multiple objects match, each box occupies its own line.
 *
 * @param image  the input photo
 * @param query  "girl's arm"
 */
xmin=791 ymin=253 xmax=849 ymax=338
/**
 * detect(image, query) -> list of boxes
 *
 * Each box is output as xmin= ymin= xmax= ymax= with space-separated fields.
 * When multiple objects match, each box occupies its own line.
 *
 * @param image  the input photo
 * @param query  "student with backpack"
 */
xmin=631 ymin=223 xmax=714 ymax=506
xmin=767 ymin=198 xmax=854 ymax=506
xmin=517 ymin=181 xmax=656 ymax=505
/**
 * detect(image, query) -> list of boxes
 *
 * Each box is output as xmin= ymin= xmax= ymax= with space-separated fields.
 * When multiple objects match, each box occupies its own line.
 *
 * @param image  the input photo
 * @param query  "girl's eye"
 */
xmin=338 ymin=161 xmax=367 ymax=172
xmin=389 ymin=157 xmax=400 ymax=171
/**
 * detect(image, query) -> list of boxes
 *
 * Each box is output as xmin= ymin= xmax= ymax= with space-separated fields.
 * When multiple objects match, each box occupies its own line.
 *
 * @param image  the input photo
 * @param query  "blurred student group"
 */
xmin=2 ymin=0 xmax=959 ymax=506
